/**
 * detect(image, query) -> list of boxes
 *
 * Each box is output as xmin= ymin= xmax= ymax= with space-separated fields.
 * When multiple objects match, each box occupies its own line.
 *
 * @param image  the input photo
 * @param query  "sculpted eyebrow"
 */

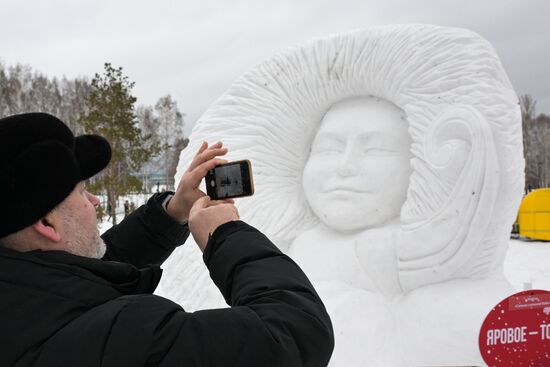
xmin=314 ymin=133 xmax=345 ymax=144
xmin=358 ymin=132 xmax=402 ymax=147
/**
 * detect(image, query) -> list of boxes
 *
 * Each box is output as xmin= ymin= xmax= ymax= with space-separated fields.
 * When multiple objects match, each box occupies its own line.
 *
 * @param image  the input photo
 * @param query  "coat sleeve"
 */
xmin=101 ymin=192 xmax=190 ymax=267
xmin=103 ymin=221 xmax=334 ymax=367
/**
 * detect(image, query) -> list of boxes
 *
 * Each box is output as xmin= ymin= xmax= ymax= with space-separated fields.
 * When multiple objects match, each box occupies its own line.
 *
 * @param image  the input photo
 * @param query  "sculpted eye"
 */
xmin=364 ymin=147 xmax=386 ymax=152
xmin=311 ymin=138 xmax=345 ymax=154
xmin=313 ymin=146 xmax=343 ymax=154
xmin=363 ymin=148 xmax=397 ymax=155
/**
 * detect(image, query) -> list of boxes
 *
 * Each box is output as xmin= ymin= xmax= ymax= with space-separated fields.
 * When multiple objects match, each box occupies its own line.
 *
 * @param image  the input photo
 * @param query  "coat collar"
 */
xmin=0 ymin=246 xmax=162 ymax=298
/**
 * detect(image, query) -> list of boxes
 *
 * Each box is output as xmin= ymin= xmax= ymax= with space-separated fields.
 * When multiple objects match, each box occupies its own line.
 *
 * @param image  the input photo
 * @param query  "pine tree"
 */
xmin=81 ymin=63 xmax=161 ymax=224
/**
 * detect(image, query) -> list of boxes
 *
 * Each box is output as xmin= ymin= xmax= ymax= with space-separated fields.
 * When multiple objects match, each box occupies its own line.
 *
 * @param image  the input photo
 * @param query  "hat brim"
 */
xmin=74 ymin=135 xmax=112 ymax=180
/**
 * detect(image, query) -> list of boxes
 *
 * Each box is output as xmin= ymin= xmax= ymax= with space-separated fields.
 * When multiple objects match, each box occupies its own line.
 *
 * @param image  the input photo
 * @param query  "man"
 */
xmin=0 ymin=113 xmax=334 ymax=366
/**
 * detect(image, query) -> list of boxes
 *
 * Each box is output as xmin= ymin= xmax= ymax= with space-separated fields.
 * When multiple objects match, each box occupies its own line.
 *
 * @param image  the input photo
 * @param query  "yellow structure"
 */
xmin=518 ymin=188 xmax=550 ymax=241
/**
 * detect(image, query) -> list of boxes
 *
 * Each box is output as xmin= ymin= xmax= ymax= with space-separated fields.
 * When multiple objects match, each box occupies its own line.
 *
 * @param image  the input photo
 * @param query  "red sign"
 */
xmin=479 ymin=289 xmax=550 ymax=366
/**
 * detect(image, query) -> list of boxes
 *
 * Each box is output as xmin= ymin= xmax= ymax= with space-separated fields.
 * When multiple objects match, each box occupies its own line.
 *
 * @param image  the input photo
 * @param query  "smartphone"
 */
xmin=205 ymin=160 xmax=254 ymax=200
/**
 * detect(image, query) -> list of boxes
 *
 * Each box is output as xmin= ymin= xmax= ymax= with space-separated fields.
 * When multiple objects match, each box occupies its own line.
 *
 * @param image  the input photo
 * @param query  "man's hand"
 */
xmin=188 ymin=196 xmax=239 ymax=251
xmin=166 ymin=141 xmax=228 ymax=223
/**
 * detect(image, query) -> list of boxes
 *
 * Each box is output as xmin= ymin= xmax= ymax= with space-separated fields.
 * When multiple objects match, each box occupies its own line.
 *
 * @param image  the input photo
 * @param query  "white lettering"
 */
xmin=494 ymin=329 xmax=501 ymax=344
xmin=509 ymin=328 xmax=515 ymax=343
xmin=521 ymin=326 xmax=527 ymax=342
xmin=487 ymin=329 xmax=494 ymax=345
xmin=486 ymin=327 xmax=527 ymax=345
xmin=541 ymin=324 xmax=550 ymax=340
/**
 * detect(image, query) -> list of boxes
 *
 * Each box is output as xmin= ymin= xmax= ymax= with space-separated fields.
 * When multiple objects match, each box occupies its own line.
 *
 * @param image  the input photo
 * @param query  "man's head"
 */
xmin=0 ymin=113 xmax=111 ymax=257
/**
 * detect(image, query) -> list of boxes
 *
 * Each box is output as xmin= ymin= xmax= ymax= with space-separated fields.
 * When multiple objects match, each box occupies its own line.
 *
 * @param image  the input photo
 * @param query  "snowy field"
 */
xmin=98 ymin=193 xmax=150 ymax=232
xmin=504 ymin=238 xmax=550 ymax=292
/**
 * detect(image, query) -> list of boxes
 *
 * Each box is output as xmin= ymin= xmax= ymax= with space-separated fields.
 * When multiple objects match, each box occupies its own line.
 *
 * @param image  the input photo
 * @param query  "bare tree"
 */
xmin=154 ymin=95 xmax=185 ymax=190
xmin=0 ymin=62 xmax=91 ymax=134
xmin=520 ymin=95 xmax=550 ymax=190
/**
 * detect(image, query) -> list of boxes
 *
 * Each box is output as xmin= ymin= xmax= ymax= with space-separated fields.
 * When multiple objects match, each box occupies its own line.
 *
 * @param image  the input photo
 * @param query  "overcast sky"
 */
xmin=1 ymin=0 xmax=548 ymax=135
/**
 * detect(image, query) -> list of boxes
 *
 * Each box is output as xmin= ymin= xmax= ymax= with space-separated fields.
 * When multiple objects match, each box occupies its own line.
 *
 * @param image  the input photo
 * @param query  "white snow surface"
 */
xmin=504 ymin=239 xmax=550 ymax=292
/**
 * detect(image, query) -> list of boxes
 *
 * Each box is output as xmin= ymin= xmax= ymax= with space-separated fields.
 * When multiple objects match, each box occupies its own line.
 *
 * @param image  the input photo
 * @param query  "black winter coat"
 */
xmin=0 ymin=193 xmax=334 ymax=366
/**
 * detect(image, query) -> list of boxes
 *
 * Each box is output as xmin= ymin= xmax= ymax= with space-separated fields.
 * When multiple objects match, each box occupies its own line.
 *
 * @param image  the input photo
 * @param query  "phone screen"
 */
xmin=206 ymin=160 xmax=253 ymax=199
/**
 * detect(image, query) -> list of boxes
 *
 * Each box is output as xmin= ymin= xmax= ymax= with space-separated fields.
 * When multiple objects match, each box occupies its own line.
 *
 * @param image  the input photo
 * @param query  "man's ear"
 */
xmin=32 ymin=217 xmax=62 ymax=243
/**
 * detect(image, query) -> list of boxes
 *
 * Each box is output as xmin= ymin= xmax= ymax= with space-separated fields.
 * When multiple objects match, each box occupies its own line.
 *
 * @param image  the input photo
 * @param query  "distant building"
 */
xmin=133 ymin=156 xmax=174 ymax=193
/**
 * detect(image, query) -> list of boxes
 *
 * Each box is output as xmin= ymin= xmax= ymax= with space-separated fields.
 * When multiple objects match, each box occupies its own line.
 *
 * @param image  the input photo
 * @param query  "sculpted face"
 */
xmin=302 ymin=97 xmax=412 ymax=232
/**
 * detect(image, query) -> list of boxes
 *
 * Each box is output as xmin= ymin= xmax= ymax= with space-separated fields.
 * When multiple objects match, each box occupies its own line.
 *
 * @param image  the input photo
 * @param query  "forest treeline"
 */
xmin=0 ymin=63 xmax=90 ymax=134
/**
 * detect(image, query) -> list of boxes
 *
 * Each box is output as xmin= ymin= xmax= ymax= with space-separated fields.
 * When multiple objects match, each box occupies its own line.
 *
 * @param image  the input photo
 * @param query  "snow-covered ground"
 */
xmin=504 ymin=238 xmax=550 ymax=292
xmin=98 ymin=193 xmax=150 ymax=233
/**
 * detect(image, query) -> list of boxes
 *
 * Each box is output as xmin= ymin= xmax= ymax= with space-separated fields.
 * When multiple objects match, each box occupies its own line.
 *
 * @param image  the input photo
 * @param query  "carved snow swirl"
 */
xmin=397 ymin=106 xmax=499 ymax=290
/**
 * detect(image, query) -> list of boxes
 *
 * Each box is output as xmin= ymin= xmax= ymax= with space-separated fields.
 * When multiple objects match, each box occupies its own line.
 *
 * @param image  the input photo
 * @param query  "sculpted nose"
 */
xmin=337 ymin=147 xmax=356 ymax=177
xmin=337 ymin=163 xmax=354 ymax=177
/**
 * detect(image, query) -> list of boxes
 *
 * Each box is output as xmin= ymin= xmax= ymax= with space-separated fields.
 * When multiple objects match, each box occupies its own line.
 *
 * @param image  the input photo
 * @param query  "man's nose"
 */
xmin=86 ymin=191 xmax=100 ymax=207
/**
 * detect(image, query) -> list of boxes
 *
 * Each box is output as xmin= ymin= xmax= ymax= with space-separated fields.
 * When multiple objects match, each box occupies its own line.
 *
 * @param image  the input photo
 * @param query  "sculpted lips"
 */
xmin=322 ymin=185 xmax=368 ymax=194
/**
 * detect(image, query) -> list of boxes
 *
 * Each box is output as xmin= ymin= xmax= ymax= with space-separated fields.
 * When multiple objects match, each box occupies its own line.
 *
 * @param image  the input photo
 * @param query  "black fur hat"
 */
xmin=0 ymin=113 xmax=111 ymax=237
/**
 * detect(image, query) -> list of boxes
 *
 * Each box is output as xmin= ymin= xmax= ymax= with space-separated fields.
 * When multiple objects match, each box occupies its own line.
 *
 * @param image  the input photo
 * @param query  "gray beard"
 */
xmin=64 ymin=226 xmax=107 ymax=259
xmin=90 ymin=238 xmax=107 ymax=259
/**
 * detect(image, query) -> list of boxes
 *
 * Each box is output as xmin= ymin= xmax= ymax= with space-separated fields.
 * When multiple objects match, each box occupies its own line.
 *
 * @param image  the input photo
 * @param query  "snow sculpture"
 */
xmin=157 ymin=25 xmax=524 ymax=366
